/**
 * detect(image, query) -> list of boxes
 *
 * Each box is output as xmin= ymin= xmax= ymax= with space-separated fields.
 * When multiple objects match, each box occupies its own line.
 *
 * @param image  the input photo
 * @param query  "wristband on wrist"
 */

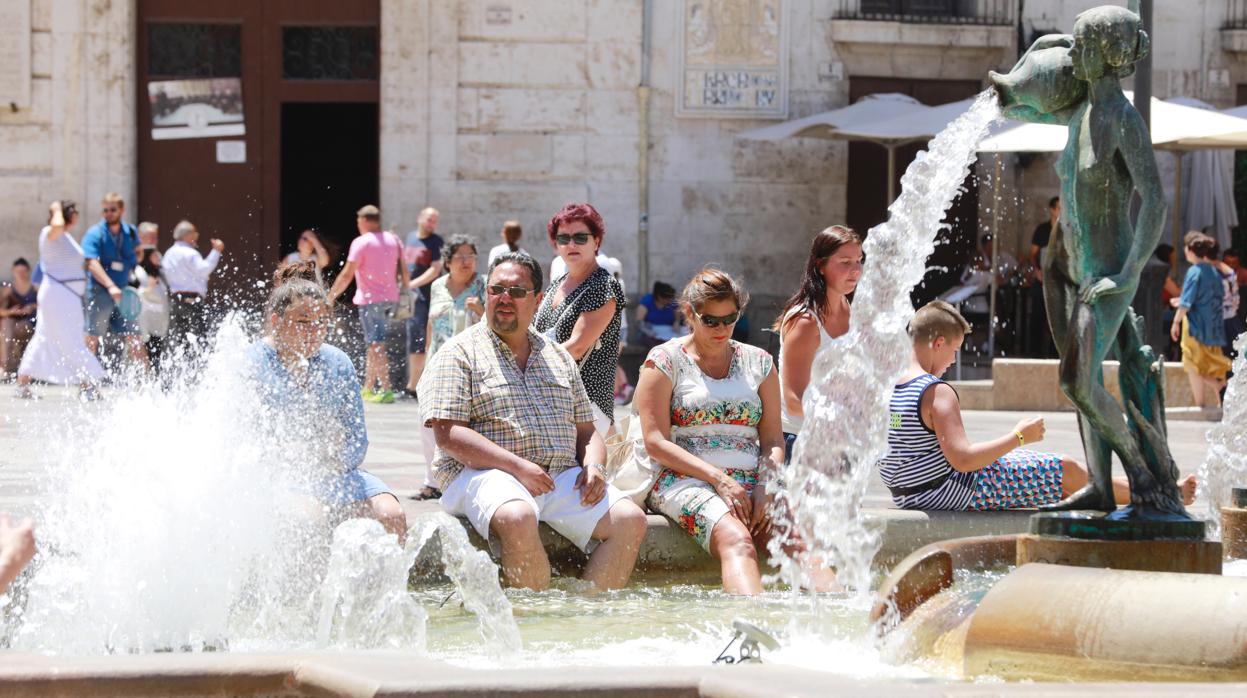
xmin=1014 ymin=429 xmax=1025 ymax=447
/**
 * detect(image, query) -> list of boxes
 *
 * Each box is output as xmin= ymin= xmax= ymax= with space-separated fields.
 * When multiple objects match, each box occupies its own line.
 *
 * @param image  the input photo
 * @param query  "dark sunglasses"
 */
xmin=554 ymin=232 xmax=592 ymax=246
xmin=696 ymin=311 xmax=740 ymax=328
xmin=102 ymin=207 xmax=119 ymax=213
xmin=486 ymin=284 xmax=533 ymax=299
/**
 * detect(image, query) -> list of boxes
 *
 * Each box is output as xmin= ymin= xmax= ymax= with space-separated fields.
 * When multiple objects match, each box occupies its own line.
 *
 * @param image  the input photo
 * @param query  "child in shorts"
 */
xmin=879 ymin=300 xmax=1195 ymax=511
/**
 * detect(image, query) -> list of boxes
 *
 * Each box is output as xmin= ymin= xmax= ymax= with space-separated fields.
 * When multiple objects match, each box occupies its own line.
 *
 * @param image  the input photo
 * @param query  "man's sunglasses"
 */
xmin=696 ymin=311 xmax=740 ymax=328
xmin=554 ymin=232 xmax=592 ymax=246
xmin=486 ymin=284 xmax=534 ymax=299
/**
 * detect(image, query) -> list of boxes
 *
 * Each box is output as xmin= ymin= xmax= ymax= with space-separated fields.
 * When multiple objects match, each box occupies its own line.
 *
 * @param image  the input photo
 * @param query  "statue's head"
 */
xmin=1071 ymin=6 xmax=1150 ymax=81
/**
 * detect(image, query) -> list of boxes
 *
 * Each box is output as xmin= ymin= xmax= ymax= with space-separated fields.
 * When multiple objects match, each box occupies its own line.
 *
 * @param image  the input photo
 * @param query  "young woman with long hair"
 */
xmin=773 ymin=225 xmax=863 ymax=462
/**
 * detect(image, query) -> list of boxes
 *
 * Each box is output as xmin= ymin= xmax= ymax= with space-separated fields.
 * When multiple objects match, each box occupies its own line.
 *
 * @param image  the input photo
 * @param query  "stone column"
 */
xmin=50 ymin=0 xmax=136 ymax=214
xmin=379 ymin=0 xmax=434 ymax=231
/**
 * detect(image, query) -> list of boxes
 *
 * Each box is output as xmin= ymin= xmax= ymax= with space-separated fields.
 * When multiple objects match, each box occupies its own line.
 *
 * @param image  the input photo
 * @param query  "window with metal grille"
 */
xmin=282 ymin=26 xmax=379 ymax=81
xmin=147 ymin=23 xmax=242 ymax=78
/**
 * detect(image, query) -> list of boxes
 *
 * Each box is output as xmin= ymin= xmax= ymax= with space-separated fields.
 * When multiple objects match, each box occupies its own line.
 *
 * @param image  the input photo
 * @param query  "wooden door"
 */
xmin=137 ymin=1 xmax=265 ymax=301
xmin=136 ymin=0 xmax=379 ymax=304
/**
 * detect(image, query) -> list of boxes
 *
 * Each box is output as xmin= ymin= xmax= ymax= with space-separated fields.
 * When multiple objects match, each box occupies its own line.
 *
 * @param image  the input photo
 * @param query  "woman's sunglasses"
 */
xmin=554 ymin=232 xmax=592 ymax=246
xmin=486 ymin=284 xmax=533 ymax=299
xmin=696 ymin=311 xmax=740 ymax=328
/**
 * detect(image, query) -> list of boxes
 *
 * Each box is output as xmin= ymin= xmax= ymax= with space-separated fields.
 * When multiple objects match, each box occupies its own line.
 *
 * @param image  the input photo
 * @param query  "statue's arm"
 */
xmin=1000 ymin=104 xmax=1076 ymax=126
xmin=1118 ymin=107 xmax=1167 ymax=282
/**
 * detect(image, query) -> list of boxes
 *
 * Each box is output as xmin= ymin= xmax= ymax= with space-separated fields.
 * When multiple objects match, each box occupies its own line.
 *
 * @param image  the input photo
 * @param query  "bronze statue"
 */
xmin=990 ymin=3 xmax=1189 ymax=520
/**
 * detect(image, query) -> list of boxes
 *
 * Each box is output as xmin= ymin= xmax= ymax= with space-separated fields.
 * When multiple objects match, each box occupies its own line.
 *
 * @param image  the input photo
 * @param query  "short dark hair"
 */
xmin=1048 ymin=196 xmax=1060 ymax=209
xmin=653 ymin=281 xmax=676 ymax=299
xmin=1225 ymin=248 xmax=1242 ymax=260
xmin=488 ymin=251 xmax=543 ymax=291
xmin=12 ymin=257 xmax=30 ymax=269
xmin=445 ymin=234 xmax=478 ymax=260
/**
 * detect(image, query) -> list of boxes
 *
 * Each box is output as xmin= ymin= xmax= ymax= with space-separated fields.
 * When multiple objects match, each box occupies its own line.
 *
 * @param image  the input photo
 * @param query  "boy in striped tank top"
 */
xmin=880 ymin=302 xmax=1194 ymax=511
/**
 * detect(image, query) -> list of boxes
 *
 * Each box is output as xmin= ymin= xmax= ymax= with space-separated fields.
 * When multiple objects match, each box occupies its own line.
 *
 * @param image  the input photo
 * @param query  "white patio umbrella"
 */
xmin=1164 ymin=97 xmax=1238 ymax=251
xmin=737 ymin=92 xmax=932 ymax=204
xmin=978 ymin=93 xmax=1247 ymax=256
xmin=737 ymin=92 xmax=924 ymax=141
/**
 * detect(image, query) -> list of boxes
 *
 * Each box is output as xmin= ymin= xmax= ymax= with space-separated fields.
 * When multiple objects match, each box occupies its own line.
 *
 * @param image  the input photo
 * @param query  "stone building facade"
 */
xmin=0 ymin=0 xmax=1243 ymax=322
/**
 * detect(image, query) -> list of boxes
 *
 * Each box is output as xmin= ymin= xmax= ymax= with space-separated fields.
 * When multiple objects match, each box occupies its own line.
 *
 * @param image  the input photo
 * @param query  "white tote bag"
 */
xmin=604 ymin=408 xmax=661 ymax=507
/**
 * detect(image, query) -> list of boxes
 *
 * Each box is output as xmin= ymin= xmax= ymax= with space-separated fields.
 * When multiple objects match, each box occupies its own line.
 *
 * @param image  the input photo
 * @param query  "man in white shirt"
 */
xmin=487 ymin=220 xmax=527 ymax=266
xmin=162 ymin=220 xmax=224 ymax=361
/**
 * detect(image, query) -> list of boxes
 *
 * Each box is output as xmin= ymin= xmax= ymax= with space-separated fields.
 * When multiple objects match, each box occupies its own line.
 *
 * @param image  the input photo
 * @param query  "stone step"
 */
xmin=950 ymin=357 xmax=1200 ymax=411
xmin=400 ymin=498 xmax=1037 ymax=581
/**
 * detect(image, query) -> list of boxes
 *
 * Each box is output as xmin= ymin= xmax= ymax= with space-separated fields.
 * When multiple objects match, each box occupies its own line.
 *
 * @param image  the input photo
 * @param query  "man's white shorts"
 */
xmin=440 ymin=466 xmax=626 ymax=553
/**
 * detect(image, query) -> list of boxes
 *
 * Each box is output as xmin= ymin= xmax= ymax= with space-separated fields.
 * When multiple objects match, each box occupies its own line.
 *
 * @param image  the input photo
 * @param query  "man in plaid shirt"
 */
xmin=419 ymin=252 xmax=646 ymax=590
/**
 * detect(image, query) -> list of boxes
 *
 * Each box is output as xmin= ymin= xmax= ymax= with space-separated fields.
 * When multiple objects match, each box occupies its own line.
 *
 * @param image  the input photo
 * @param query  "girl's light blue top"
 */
xmin=245 ymin=341 xmax=368 ymax=472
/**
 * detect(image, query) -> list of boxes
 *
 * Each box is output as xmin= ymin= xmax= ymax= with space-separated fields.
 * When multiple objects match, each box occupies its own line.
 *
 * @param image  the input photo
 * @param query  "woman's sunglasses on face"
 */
xmin=554 ymin=232 xmax=592 ymax=246
xmin=487 ymin=284 xmax=533 ymax=299
xmin=696 ymin=311 xmax=740 ymax=328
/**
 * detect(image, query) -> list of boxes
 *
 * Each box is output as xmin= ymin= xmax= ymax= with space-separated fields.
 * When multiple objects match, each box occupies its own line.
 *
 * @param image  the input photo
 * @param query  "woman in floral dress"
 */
xmin=633 ymin=268 xmax=836 ymax=595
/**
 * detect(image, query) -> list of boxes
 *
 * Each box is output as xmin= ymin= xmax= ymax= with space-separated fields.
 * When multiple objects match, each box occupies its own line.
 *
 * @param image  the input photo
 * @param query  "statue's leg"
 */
xmin=1052 ymin=295 xmax=1146 ymax=509
xmin=1039 ymin=275 xmax=1114 ymax=511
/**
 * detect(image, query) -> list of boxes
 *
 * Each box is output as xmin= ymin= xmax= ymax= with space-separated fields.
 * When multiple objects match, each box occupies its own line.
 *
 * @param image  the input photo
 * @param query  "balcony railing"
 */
xmin=835 ymin=0 xmax=1016 ymax=26
xmin=1227 ymin=0 xmax=1247 ymax=29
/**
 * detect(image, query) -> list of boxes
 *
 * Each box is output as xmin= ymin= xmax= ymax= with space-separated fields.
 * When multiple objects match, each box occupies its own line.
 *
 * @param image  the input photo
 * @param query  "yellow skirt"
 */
xmin=1180 ymin=318 xmax=1231 ymax=380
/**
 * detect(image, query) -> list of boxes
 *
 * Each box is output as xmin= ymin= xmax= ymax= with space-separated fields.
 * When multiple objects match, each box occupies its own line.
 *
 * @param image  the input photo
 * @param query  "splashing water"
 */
xmin=1198 ymin=332 xmax=1247 ymax=538
xmin=406 ymin=512 xmax=522 ymax=655
xmin=6 ymin=315 xmax=517 ymax=656
xmin=770 ymin=91 xmax=1001 ymax=593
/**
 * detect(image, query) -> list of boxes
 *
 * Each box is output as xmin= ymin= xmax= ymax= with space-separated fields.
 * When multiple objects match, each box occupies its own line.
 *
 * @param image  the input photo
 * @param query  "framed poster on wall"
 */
xmin=147 ymin=78 xmax=245 ymax=140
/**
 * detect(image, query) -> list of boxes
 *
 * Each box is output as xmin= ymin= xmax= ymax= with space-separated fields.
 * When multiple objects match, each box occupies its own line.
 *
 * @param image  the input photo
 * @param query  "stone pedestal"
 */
xmin=1018 ymin=512 xmax=1220 ymax=574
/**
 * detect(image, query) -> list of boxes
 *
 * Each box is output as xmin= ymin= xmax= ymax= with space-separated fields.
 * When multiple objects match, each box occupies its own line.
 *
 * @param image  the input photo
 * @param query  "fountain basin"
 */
xmin=963 ymin=563 xmax=1247 ymax=681
xmin=4 ymin=650 xmax=1247 ymax=696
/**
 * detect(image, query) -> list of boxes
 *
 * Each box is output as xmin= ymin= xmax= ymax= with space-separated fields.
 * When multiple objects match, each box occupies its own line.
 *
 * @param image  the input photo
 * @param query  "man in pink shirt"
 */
xmin=329 ymin=205 xmax=410 ymax=403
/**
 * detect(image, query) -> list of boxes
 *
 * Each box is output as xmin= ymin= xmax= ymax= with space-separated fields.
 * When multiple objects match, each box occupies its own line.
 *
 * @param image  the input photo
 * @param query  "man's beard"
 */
xmin=491 ymin=314 xmax=518 ymax=333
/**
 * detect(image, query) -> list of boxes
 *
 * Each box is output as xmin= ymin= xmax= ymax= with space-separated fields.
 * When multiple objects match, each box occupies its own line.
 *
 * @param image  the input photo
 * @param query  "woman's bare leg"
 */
xmin=763 ymin=528 xmax=839 ymax=593
xmin=1186 ymin=368 xmax=1206 ymax=408
xmin=709 ymin=517 xmax=762 ymax=595
xmin=1060 ymin=456 xmax=1130 ymax=505
xmin=366 ymin=493 xmax=407 ymax=544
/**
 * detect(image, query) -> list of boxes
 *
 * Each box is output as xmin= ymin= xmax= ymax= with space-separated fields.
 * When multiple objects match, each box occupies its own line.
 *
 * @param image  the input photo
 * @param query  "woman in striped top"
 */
xmin=881 ymin=301 xmax=1196 ymax=511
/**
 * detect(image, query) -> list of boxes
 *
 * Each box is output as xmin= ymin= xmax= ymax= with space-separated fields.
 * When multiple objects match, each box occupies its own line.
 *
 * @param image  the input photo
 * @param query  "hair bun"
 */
xmin=274 ymin=259 xmax=321 ymax=287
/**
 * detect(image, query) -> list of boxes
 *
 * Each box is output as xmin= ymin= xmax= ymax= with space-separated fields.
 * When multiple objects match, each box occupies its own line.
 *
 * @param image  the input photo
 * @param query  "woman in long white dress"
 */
xmin=17 ymin=201 xmax=105 ymax=398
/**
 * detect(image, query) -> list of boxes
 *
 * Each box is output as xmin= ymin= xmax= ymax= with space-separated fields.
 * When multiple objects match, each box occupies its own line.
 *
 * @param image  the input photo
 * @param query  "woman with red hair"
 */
xmin=533 ymin=203 xmax=626 ymax=435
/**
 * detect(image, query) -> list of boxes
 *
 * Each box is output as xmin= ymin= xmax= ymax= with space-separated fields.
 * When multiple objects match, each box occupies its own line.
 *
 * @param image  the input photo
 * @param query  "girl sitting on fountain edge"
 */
xmin=245 ymin=261 xmax=407 ymax=542
xmin=880 ymin=301 xmax=1196 ymax=512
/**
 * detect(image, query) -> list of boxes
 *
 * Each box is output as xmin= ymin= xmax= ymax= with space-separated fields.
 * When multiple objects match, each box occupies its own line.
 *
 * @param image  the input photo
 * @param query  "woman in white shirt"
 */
xmin=774 ymin=225 xmax=863 ymax=463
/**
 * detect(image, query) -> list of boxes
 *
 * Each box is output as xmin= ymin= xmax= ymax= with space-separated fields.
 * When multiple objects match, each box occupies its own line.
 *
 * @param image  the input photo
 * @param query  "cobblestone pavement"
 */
xmin=0 ymin=385 xmax=1216 ymax=520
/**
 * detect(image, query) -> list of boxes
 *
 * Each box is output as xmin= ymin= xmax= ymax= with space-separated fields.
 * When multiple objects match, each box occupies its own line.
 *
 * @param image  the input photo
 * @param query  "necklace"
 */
xmin=686 ymin=339 xmax=732 ymax=380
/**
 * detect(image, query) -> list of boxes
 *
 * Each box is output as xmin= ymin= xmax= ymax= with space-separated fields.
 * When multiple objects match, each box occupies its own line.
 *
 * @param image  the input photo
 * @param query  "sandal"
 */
xmin=410 ymin=486 xmax=442 ymax=501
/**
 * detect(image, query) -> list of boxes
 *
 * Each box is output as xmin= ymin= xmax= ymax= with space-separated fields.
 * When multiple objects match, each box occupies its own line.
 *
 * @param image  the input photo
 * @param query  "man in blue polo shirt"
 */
xmin=80 ymin=192 xmax=146 ymax=366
